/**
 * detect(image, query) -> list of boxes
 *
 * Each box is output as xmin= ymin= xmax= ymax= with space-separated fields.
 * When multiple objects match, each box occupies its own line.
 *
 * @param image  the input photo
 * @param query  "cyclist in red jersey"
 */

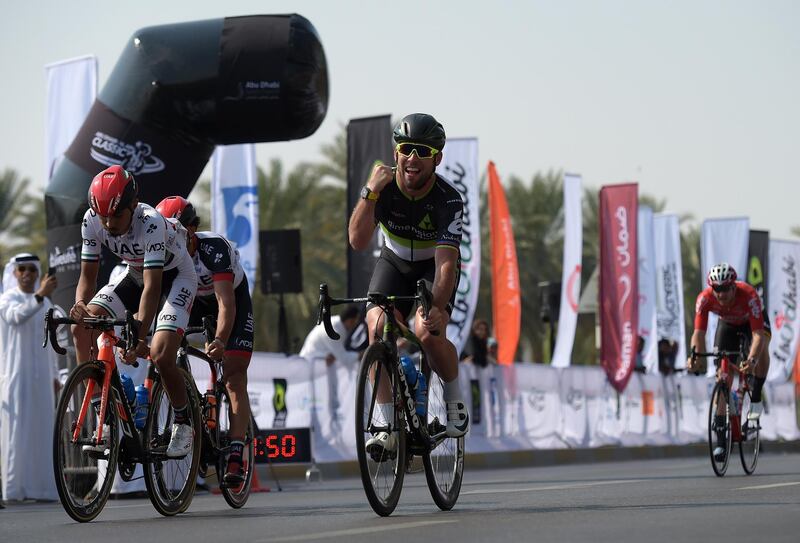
xmin=687 ymin=263 xmax=771 ymax=459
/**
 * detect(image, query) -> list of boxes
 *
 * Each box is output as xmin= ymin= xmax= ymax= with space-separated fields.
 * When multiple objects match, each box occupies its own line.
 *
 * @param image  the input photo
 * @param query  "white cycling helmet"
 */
xmin=707 ymin=262 xmax=737 ymax=288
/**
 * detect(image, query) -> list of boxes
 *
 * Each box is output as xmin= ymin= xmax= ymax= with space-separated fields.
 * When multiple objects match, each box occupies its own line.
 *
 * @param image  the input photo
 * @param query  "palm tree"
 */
xmin=0 ymin=169 xmax=34 ymax=262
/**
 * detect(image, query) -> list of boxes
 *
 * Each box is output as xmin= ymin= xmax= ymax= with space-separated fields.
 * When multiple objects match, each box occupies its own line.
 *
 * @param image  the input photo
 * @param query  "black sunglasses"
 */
xmin=712 ymin=284 xmax=733 ymax=293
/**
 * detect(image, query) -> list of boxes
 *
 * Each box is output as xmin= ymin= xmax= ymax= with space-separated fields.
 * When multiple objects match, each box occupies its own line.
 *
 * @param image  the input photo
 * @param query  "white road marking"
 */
xmin=261 ymin=520 xmax=456 ymax=542
xmin=462 ymin=479 xmax=646 ymax=496
xmin=736 ymin=481 xmax=800 ymax=491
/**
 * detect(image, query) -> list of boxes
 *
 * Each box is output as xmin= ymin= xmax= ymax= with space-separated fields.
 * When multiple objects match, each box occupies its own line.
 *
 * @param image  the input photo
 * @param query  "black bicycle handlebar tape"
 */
xmin=44 ymin=14 xmax=329 ymax=313
xmin=318 ymin=284 xmax=340 ymax=340
xmin=416 ymin=280 xmax=439 ymax=336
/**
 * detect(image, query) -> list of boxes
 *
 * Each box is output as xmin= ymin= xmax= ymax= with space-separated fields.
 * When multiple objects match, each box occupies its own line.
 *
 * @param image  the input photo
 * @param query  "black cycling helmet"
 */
xmin=392 ymin=113 xmax=446 ymax=151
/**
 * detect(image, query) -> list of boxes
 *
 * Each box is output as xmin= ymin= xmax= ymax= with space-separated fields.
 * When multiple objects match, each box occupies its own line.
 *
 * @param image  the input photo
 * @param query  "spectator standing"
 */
xmin=460 ymin=319 xmax=490 ymax=368
xmin=300 ymin=304 xmax=361 ymax=418
xmin=0 ymin=253 xmax=59 ymax=502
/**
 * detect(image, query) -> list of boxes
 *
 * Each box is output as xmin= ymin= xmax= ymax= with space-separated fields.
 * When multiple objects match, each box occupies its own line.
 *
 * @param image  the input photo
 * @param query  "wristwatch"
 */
xmin=360 ymin=186 xmax=379 ymax=201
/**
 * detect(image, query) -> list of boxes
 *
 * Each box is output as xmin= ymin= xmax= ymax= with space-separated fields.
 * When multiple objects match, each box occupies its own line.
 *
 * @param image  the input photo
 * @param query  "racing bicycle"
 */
xmin=691 ymin=337 xmax=760 ymax=477
xmin=177 ymin=317 xmax=255 ymax=508
xmin=45 ymin=309 xmax=201 ymax=522
xmin=317 ymin=280 xmax=464 ymax=516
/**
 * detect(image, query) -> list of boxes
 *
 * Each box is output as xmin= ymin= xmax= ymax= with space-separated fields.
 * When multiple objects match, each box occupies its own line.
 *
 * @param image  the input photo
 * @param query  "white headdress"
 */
xmin=2 ymin=253 xmax=41 ymax=293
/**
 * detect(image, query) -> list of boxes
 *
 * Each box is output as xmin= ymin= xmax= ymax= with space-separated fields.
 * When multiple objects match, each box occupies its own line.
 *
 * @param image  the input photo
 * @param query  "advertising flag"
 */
xmin=551 ymin=173 xmax=583 ymax=368
xmin=637 ymin=206 xmax=658 ymax=372
xmin=653 ymin=214 xmax=687 ymax=368
xmin=45 ymin=55 xmax=97 ymax=184
xmin=437 ymin=138 xmax=480 ymax=356
xmin=767 ymin=240 xmax=800 ymax=382
xmin=488 ymin=162 xmax=520 ymax=365
xmin=346 ymin=115 xmax=392 ymax=297
xmin=700 ymin=218 xmax=750 ymax=356
xmin=212 ymin=144 xmax=259 ymax=294
xmin=599 ymin=183 xmax=638 ymax=392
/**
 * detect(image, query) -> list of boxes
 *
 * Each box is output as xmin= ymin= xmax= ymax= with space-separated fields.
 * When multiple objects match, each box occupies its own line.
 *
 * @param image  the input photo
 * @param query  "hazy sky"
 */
xmin=1 ymin=1 xmax=798 ymax=237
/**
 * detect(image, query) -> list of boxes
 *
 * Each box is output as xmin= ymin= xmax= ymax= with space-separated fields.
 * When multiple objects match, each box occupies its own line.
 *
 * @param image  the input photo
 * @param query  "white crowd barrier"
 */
xmin=184 ymin=353 xmax=800 ymax=463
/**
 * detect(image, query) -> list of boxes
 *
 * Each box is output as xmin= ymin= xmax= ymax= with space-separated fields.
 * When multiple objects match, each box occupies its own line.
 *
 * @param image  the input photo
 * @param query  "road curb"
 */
xmin=258 ymin=440 xmax=800 ymax=482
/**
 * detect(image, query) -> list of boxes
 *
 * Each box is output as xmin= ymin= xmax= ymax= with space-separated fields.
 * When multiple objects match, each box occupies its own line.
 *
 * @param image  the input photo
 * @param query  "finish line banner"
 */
xmin=599 ymin=183 xmax=638 ymax=392
xmin=437 ymin=137 xmax=480 ymax=356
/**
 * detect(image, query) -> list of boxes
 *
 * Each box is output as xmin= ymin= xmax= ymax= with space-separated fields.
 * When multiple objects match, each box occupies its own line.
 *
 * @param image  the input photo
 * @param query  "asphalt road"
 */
xmin=2 ymin=452 xmax=798 ymax=542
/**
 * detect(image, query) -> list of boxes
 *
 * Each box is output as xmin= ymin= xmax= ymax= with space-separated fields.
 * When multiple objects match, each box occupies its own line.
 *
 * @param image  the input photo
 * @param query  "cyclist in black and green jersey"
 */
xmin=349 ymin=113 xmax=469 ymax=457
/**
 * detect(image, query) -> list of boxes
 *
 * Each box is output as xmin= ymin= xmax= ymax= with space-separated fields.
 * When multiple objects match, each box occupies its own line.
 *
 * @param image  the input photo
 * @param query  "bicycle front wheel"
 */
xmin=355 ymin=343 xmax=407 ymax=517
xmin=143 ymin=368 xmax=202 ymax=516
xmin=738 ymin=388 xmax=760 ymax=475
xmin=218 ymin=393 xmax=255 ymax=509
xmin=708 ymin=381 xmax=732 ymax=477
xmin=422 ymin=365 xmax=464 ymax=511
xmin=53 ymin=362 xmax=118 ymax=523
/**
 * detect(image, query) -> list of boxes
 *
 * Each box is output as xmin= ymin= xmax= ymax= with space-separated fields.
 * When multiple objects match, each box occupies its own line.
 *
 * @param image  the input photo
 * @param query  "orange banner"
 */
xmin=488 ymin=162 xmax=521 ymax=364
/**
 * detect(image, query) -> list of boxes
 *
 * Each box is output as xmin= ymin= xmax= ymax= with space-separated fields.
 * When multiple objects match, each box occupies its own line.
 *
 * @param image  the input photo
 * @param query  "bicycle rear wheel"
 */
xmin=217 ymin=392 xmax=255 ymax=508
xmin=422 ymin=362 xmax=464 ymax=511
xmin=53 ymin=362 xmax=118 ymax=523
xmin=143 ymin=368 xmax=202 ymax=516
xmin=738 ymin=388 xmax=760 ymax=475
xmin=355 ymin=343 xmax=406 ymax=517
xmin=708 ymin=381 xmax=732 ymax=477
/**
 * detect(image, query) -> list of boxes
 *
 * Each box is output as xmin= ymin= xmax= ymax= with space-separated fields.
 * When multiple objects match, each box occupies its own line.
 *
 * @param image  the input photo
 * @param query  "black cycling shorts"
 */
xmin=366 ymin=246 xmax=458 ymax=320
xmin=189 ymin=278 xmax=254 ymax=360
xmin=714 ymin=312 xmax=771 ymax=364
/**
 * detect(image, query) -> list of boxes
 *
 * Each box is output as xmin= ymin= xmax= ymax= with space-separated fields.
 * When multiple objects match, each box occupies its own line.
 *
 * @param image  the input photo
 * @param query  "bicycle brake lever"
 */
xmin=319 ymin=284 xmax=340 ymax=340
xmin=416 ymin=280 xmax=440 ymax=336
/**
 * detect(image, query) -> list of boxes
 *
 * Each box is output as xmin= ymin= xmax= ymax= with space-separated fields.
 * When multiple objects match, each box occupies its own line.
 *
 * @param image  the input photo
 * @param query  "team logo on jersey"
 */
xmin=146 ymin=223 xmax=157 ymax=234
xmin=447 ymin=210 xmax=463 ymax=236
xmin=418 ymin=213 xmax=435 ymax=231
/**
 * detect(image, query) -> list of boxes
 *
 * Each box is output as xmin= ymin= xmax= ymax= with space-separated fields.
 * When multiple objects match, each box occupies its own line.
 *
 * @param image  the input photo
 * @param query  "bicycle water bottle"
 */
xmin=120 ymin=374 xmax=136 ymax=406
xmin=205 ymin=390 xmax=217 ymax=430
xmin=731 ymin=390 xmax=740 ymax=416
xmin=415 ymin=371 xmax=427 ymax=418
xmin=399 ymin=355 xmax=418 ymax=389
xmin=134 ymin=385 xmax=149 ymax=430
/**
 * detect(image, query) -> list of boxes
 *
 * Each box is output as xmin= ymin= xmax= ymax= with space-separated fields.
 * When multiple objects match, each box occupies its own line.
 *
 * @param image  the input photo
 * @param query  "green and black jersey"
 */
xmin=374 ymin=174 xmax=463 ymax=262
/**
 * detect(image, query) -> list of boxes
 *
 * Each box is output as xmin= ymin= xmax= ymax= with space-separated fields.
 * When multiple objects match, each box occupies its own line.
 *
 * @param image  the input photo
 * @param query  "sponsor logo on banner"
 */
xmin=443 ymin=160 xmax=474 ymax=347
xmin=615 ymin=206 xmax=635 ymax=381
xmin=567 ymin=264 xmax=581 ymax=312
xmin=272 ymin=378 xmax=288 ymax=428
xmin=658 ymin=262 xmax=681 ymax=339
xmin=772 ymin=255 xmax=797 ymax=368
xmin=49 ymin=244 xmax=80 ymax=269
xmin=90 ymin=131 xmax=165 ymax=174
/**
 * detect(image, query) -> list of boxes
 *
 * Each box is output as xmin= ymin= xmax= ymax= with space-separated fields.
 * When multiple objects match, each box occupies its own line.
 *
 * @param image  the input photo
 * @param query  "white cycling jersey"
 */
xmin=191 ymin=231 xmax=245 ymax=298
xmin=81 ymin=203 xmax=197 ymax=334
xmin=81 ymin=203 xmax=192 ymax=280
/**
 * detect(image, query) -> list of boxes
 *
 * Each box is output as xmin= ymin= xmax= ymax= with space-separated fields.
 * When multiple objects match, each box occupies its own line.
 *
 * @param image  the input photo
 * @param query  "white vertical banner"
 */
xmin=211 ymin=144 xmax=259 ymax=294
xmin=637 ymin=206 xmax=658 ymax=371
xmin=654 ymin=214 xmax=687 ymax=368
xmin=700 ymin=218 xmax=750 ymax=357
xmin=551 ymin=173 xmax=582 ymax=368
xmin=767 ymin=239 xmax=800 ymax=382
xmin=44 ymin=55 xmax=97 ymax=184
xmin=437 ymin=138 xmax=480 ymax=355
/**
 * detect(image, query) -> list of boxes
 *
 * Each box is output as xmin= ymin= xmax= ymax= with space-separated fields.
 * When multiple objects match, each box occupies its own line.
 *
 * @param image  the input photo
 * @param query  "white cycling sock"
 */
xmin=377 ymin=403 xmax=394 ymax=425
xmin=443 ymin=378 xmax=463 ymax=403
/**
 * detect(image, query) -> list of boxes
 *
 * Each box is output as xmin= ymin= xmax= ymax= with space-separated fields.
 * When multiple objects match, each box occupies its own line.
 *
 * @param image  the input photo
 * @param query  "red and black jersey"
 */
xmin=694 ymin=281 xmax=765 ymax=331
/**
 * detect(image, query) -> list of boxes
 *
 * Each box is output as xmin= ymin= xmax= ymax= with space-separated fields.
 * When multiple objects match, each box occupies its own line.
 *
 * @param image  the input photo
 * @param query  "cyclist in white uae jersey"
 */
xmin=157 ymin=196 xmax=255 ymax=485
xmin=70 ymin=165 xmax=198 ymax=458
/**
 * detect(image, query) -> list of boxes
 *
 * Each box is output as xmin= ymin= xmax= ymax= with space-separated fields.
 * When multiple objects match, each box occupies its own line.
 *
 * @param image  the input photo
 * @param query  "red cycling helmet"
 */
xmin=155 ymin=196 xmax=198 ymax=227
xmin=707 ymin=262 xmax=737 ymax=287
xmin=88 ymin=165 xmax=138 ymax=217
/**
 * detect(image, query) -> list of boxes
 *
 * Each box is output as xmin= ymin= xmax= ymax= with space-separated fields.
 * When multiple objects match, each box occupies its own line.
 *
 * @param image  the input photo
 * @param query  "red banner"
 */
xmin=599 ymin=183 xmax=638 ymax=392
xmin=488 ymin=162 xmax=520 ymax=364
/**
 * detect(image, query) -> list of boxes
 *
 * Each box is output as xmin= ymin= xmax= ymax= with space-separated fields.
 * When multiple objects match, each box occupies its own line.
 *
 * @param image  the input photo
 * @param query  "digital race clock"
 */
xmin=253 ymin=427 xmax=312 ymax=464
